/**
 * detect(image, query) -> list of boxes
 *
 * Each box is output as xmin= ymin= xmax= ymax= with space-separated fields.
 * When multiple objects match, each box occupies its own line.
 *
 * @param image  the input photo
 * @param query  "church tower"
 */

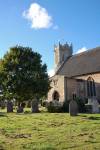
xmin=54 ymin=42 xmax=73 ymax=69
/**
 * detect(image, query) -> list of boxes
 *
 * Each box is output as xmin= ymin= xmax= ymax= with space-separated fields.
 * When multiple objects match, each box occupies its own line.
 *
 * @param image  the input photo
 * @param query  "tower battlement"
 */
xmin=54 ymin=42 xmax=73 ymax=69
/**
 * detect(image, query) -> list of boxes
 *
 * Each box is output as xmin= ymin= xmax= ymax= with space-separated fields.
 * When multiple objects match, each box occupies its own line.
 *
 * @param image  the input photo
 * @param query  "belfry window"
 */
xmin=87 ymin=77 xmax=96 ymax=97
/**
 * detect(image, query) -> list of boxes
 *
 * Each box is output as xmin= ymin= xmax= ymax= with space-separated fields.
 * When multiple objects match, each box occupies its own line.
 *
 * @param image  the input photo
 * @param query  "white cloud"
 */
xmin=48 ymin=69 xmax=55 ymax=77
xmin=76 ymin=47 xmax=87 ymax=54
xmin=23 ymin=3 xmax=53 ymax=29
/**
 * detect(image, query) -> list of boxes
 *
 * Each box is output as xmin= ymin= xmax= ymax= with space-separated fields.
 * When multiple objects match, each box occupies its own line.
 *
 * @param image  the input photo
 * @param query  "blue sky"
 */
xmin=0 ymin=0 xmax=100 ymax=75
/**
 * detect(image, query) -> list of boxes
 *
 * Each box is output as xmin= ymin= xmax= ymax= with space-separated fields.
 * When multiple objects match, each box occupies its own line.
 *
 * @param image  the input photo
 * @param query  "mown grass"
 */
xmin=0 ymin=108 xmax=100 ymax=150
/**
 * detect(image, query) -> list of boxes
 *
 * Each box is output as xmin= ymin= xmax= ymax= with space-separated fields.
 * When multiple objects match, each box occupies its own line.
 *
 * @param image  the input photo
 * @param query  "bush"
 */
xmin=0 ymin=100 xmax=6 ymax=109
xmin=47 ymin=101 xmax=63 ymax=113
xmin=61 ymin=100 xmax=70 ymax=112
xmin=75 ymin=97 xmax=86 ymax=113
xmin=46 ymin=100 xmax=70 ymax=113
xmin=85 ymin=104 xmax=92 ymax=113
xmin=42 ymin=101 xmax=48 ymax=107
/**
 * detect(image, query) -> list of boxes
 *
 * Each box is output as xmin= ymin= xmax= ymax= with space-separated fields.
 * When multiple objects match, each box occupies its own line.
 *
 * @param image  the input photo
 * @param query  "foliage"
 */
xmin=46 ymin=101 xmax=63 ymax=113
xmin=61 ymin=100 xmax=70 ymax=112
xmin=45 ymin=100 xmax=68 ymax=113
xmin=0 ymin=111 xmax=100 ymax=150
xmin=75 ymin=97 xmax=86 ymax=113
xmin=85 ymin=104 xmax=92 ymax=113
xmin=46 ymin=100 xmax=70 ymax=113
xmin=0 ymin=46 xmax=50 ymax=102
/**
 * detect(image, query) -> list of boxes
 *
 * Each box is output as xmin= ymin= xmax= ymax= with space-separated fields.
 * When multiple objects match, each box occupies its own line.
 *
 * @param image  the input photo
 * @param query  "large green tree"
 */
xmin=0 ymin=46 xmax=50 ymax=112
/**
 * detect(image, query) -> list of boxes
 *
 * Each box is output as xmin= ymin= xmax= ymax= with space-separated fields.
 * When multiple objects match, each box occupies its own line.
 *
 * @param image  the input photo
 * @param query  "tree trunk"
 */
xmin=7 ymin=101 xmax=13 ymax=113
xmin=31 ymin=98 xmax=39 ymax=113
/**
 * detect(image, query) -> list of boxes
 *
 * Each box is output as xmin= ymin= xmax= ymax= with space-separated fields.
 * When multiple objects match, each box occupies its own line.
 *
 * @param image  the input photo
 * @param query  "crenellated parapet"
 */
xmin=54 ymin=42 xmax=73 ymax=70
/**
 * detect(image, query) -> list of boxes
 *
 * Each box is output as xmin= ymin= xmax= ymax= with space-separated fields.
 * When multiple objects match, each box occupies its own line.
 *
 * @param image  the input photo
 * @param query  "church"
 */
xmin=48 ymin=42 xmax=100 ymax=103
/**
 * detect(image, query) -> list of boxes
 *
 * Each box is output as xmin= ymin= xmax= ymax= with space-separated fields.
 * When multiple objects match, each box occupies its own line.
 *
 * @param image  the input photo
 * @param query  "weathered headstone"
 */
xmin=92 ymin=98 xmax=99 ymax=113
xmin=31 ymin=99 xmax=39 ymax=113
xmin=88 ymin=98 xmax=93 ymax=105
xmin=87 ymin=97 xmax=99 ymax=113
xmin=17 ymin=106 xmax=23 ymax=113
xmin=7 ymin=101 xmax=13 ymax=113
xmin=69 ymin=100 xmax=78 ymax=116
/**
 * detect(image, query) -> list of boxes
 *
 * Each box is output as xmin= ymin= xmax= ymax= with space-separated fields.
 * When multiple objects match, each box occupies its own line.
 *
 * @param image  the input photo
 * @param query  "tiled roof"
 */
xmin=56 ymin=47 xmax=100 ymax=77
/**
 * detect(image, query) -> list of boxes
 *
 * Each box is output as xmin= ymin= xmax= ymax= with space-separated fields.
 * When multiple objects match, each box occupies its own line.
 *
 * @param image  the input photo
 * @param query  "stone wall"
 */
xmin=75 ymin=73 xmax=100 ymax=99
xmin=48 ymin=75 xmax=65 ymax=102
xmin=65 ymin=73 xmax=100 ymax=100
xmin=48 ymin=73 xmax=100 ymax=102
xmin=66 ymin=78 xmax=77 ymax=100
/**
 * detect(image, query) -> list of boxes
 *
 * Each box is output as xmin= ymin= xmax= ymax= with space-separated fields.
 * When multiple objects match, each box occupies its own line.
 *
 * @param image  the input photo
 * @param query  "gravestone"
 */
xmin=69 ymin=100 xmax=78 ymax=116
xmin=7 ymin=101 xmax=13 ymax=112
xmin=87 ymin=97 xmax=99 ymax=113
xmin=17 ymin=106 xmax=23 ymax=113
xmin=88 ymin=98 xmax=93 ymax=105
xmin=31 ymin=99 xmax=39 ymax=113
xmin=92 ymin=98 xmax=99 ymax=113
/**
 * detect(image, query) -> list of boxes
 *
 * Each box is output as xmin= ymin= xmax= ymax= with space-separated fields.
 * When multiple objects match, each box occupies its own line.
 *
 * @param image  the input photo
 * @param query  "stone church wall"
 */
xmin=75 ymin=73 xmax=100 ymax=100
xmin=48 ymin=75 xmax=65 ymax=102
xmin=66 ymin=78 xmax=78 ymax=100
xmin=48 ymin=73 xmax=100 ymax=102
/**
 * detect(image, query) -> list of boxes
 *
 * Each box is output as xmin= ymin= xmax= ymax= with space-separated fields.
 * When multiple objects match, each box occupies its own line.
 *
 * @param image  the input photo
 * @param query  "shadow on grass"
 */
xmin=87 ymin=116 xmax=100 ymax=120
xmin=78 ymin=115 xmax=100 ymax=120
xmin=65 ymin=140 xmax=100 ymax=149
xmin=0 ymin=112 xmax=7 ymax=117
xmin=0 ymin=145 xmax=5 ymax=150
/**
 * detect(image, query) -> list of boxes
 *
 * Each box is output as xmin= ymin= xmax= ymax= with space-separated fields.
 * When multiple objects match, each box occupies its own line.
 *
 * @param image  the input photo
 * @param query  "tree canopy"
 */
xmin=0 ymin=46 xmax=50 ymax=102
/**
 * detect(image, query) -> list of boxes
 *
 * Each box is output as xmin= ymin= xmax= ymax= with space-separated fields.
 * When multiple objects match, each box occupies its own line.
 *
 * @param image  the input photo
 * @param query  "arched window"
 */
xmin=52 ymin=91 xmax=59 ymax=101
xmin=87 ymin=77 xmax=96 ymax=97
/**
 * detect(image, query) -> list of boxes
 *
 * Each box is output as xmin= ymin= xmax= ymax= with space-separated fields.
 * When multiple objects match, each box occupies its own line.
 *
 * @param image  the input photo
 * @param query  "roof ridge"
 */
xmin=72 ymin=46 xmax=100 ymax=58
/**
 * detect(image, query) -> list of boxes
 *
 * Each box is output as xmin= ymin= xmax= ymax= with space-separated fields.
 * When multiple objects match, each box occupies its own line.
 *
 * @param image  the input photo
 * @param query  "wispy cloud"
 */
xmin=76 ymin=47 xmax=87 ymax=54
xmin=48 ymin=69 xmax=55 ymax=77
xmin=23 ymin=3 xmax=53 ymax=29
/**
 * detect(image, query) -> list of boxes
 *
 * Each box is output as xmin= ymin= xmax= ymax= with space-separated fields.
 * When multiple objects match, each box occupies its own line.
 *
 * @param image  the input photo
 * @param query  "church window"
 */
xmin=87 ymin=77 xmax=96 ymax=97
xmin=72 ymin=93 xmax=76 ymax=100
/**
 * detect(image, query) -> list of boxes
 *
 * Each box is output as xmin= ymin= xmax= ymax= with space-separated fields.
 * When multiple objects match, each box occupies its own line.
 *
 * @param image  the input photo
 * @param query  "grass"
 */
xmin=0 ymin=108 xmax=100 ymax=150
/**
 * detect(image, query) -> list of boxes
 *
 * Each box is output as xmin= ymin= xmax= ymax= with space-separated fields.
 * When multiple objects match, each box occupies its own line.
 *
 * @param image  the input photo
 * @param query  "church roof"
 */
xmin=56 ymin=47 xmax=100 ymax=77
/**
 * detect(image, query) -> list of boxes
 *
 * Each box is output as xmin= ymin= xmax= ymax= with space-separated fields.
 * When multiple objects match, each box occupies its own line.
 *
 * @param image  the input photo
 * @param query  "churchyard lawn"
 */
xmin=0 ymin=109 xmax=100 ymax=150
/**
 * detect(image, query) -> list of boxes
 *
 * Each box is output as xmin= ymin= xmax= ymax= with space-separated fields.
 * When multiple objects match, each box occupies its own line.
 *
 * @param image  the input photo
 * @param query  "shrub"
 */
xmin=47 ymin=101 xmax=63 ymax=113
xmin=42 ymin=101 xmax=48 ymax=107
xmin=61 ymin=100 xmax=70 ymax=112
xmin=75 ymin=97 xmax=86 ymax=113
xmin=85 ymin=104 xmax=92 ymax=113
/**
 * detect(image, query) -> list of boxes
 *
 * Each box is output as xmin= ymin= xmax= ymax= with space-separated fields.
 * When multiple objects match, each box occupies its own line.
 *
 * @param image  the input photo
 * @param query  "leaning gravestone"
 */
xmin=69 ymin=100 xmax=78 ymax=116
xmin=31 ymin=99 xmax=39 ymax=113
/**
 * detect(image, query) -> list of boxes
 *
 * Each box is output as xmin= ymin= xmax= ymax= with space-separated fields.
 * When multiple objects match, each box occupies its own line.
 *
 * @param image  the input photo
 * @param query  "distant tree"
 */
xmin=0 ymin=46 xmax=50 ymax=112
